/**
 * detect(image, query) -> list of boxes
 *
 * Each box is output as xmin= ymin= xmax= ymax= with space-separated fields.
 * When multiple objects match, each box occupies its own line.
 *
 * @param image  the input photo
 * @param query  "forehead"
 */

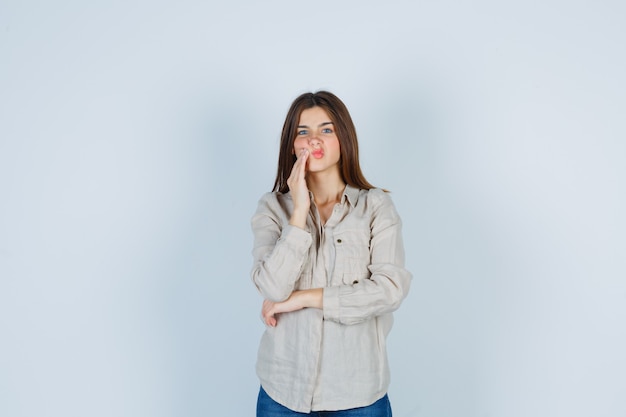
xmin=298 ymin=106 xmax=332 ymax=124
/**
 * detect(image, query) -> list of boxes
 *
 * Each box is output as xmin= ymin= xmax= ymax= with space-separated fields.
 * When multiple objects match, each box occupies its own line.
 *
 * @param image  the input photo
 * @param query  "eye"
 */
xmin=322 ymin=128 xmax=333 ymax=134
xmin=297 ymin=129 xmax=308 ymax=135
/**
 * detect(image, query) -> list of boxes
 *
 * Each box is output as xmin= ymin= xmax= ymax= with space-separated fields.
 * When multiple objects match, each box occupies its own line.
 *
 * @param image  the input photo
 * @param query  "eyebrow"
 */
xmin=297 ymin=121 xmax=334 ymax=129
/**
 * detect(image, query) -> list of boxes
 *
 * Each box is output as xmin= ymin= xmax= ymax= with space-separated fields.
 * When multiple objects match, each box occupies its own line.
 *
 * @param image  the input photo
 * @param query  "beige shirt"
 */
xmin=251 ymin=185 xmax=412 ymax=413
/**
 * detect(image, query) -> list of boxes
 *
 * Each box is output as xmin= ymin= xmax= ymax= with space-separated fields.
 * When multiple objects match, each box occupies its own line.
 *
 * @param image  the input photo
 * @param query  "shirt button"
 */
xmin=336 ymin=239 xmax=342 ymax=243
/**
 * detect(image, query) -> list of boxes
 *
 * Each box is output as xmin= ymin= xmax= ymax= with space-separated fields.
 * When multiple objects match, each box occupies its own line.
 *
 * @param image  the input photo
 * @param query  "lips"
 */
xmin=311 ymin=149 xmax=324 ymax=159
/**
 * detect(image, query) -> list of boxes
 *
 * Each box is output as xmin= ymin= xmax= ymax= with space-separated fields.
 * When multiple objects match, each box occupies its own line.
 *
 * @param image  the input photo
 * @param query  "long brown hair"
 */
xmin=272 ymin=91 xmax=375 ymax=193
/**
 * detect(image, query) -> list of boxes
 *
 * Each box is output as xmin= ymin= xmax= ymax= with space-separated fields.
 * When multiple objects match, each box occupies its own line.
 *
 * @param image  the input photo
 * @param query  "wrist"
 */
xmin=289 ymin=209 xmax=308 ymax=229
xmin=298 ymin=288 xmax=323 ymax=309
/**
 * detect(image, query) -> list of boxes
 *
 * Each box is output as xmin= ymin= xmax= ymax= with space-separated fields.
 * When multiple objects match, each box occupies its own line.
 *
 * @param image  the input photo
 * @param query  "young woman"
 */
xmin=251 ymin=91 xmax=411 ymax=416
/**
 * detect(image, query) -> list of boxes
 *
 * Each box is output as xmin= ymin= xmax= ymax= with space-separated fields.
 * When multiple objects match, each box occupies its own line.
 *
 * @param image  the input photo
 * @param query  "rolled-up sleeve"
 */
xmin=323 ymin=190 xmax=412 ymax=325
xmin=251 ymin=194 xmax=313 ymax=302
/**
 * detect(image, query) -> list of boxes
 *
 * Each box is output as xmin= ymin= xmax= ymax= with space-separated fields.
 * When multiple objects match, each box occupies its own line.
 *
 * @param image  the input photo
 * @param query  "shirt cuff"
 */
xmin=280 ymin=224 xmax=313 ymax=248
xmin=322 ymin=285 xmax=340 ymax=322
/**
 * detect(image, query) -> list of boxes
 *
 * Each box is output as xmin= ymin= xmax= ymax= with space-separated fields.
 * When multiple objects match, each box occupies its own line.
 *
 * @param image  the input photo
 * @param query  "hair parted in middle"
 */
xmin=272 ymin=91 xmax=376 ymax=193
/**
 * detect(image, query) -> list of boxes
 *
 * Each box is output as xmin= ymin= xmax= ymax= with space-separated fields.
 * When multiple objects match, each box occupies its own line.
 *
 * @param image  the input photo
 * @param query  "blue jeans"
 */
xmin=257 ymin=386 xmax=392 ymax=417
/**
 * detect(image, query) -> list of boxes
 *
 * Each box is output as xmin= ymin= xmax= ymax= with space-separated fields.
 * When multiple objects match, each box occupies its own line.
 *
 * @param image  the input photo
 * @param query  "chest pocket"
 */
xmin=332 ymin=228 xmax=371 ymax=285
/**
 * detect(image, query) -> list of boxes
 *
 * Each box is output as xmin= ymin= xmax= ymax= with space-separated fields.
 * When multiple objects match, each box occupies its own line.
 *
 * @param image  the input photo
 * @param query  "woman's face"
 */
xmin=293 ymin=106 xmax=341 ymax=175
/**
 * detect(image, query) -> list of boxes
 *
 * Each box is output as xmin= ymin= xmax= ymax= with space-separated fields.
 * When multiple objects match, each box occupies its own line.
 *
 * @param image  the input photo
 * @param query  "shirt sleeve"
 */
xmin=250 ymin=193 xmax=313 ymax=302
xmin=323 ymin=190 xmax=412 ymax=325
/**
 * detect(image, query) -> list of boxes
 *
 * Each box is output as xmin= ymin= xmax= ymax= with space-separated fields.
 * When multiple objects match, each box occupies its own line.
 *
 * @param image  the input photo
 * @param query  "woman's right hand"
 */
xmin=287 ymin=149 xmax=310 ymax=228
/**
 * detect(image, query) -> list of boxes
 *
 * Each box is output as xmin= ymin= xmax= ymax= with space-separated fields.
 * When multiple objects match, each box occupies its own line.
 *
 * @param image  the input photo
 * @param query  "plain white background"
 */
xmin=1 ymin=1 xmax=625 ymax=416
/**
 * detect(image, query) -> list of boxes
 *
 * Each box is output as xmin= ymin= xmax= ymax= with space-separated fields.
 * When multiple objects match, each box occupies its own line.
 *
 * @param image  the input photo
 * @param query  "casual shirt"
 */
xmin=251 ymin=184 xmax=412 ymax=413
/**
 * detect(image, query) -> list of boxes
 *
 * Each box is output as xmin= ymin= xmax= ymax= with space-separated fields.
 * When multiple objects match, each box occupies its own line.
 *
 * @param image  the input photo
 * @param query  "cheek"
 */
xmin=293 ymin=138 xmax=307 ymax=152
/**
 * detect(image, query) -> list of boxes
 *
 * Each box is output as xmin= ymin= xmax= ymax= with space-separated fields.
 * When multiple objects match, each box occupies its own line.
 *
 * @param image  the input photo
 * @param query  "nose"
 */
xmin=308 ymin=135 xmax=321 ymax=146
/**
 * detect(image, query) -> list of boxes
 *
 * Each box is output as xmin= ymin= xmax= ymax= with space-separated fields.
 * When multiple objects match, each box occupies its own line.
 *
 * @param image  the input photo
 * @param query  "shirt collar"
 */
xmin=342 ymin=184 xmax=360 ymax=207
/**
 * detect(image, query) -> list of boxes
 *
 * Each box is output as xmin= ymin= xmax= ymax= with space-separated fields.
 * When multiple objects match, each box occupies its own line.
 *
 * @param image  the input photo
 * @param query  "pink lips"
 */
xmin=311 ymin=149 xmax=324 ymax=159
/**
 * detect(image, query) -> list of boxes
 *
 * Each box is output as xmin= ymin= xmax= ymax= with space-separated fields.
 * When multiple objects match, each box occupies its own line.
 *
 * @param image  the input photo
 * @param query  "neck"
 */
xmin=306 ymin=171 xmax=346 ymax=205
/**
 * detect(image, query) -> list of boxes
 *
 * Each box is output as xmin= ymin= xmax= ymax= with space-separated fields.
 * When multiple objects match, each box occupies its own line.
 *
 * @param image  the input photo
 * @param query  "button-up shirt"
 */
xmin=251 ymin=185 xmax=411 ymax=413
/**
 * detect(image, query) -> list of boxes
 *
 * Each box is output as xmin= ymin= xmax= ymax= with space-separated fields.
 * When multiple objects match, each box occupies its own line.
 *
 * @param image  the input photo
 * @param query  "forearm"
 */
xmin=262 ymin=288 xmax=323 ymax=327
xmin=294 ymin=288 xmax=323 ymax=309
xmin=323 ymin=266 xmax=411 ymax=325
xmin=272 ymin=288 xmax=323 ymax=313
xmin=252 ymin=225 xmax=313 ymax=301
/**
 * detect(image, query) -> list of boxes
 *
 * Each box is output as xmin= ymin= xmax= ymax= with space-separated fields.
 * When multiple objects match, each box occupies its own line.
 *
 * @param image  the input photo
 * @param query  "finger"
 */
xmin=291 ymin=149 xmax=307 ymax=174
xmin=288 ymin=153 xmax=304 ymax=182
xmin=263 ymin=311 xmax=276 ymax=327
xmin=262 ymin=300 xmax=276 ymax=325
xmin=298 ymin=149 xmax=309 ymax=177
xmin=290 ymin=147 xmax=305 ymax=168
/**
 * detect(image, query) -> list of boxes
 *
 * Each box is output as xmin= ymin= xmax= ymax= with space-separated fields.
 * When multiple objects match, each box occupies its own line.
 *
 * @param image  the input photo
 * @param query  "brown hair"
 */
xmin=272 ymin=91 xmax=376 ymax=193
